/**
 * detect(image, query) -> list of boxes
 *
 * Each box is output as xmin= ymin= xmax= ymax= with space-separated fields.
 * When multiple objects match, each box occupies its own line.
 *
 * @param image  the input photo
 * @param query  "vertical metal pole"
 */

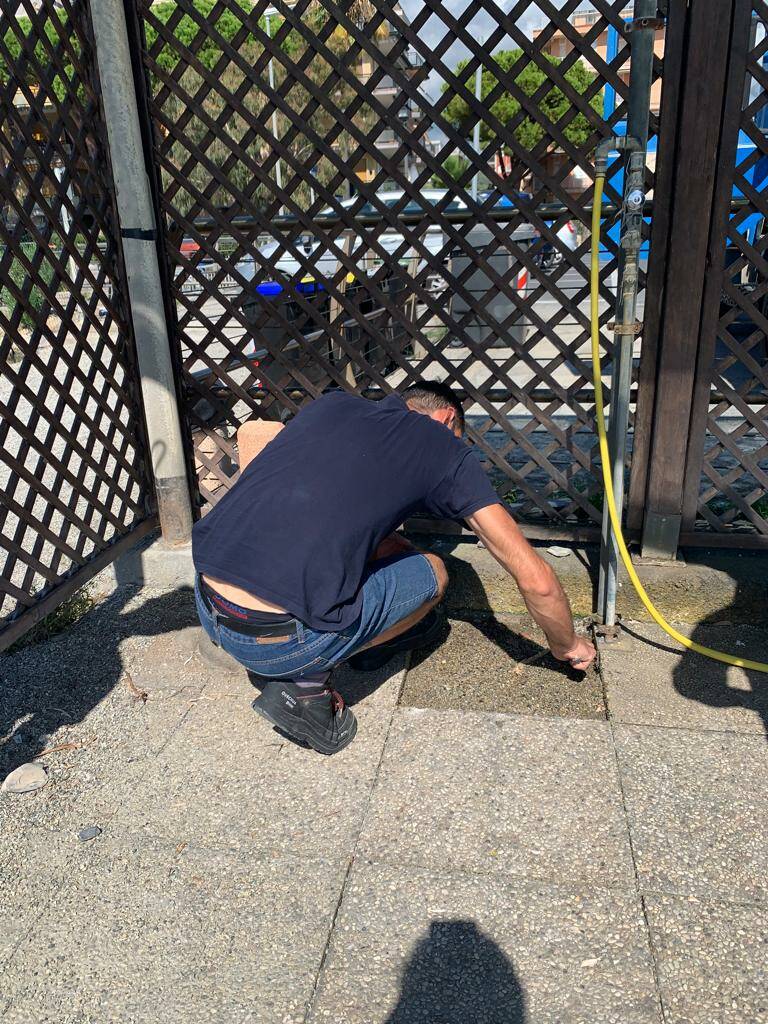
xmin=597 ymin=0 xmax=657 ymax=625
xmin=265 ymin=11 xmax=284 ymax=207
xmin=472 ymin=42 xmax=484 ymax=200
xmin=91 ymin=0 xmax=193 ymax=545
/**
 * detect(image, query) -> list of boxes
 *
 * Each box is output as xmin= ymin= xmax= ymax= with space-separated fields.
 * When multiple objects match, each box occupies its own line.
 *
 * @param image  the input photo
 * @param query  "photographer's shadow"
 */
xmin=385 ymin=919 xmax=526 ymax=1023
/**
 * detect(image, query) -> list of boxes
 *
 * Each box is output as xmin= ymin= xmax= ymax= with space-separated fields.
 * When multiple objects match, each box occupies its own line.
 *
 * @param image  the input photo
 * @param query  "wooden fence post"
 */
xmin=636 ymin=0 xmax=740 ymax=558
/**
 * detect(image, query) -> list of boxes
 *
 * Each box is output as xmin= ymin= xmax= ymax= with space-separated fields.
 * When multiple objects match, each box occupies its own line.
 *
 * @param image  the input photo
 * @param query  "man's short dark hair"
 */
xmin=402 ymin=380 xmax=465 ymax=434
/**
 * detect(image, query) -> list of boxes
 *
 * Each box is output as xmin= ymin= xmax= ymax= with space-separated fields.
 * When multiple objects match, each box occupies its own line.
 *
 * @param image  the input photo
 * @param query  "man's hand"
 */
xmin=552 ymin=635 xmax=597 ymax=672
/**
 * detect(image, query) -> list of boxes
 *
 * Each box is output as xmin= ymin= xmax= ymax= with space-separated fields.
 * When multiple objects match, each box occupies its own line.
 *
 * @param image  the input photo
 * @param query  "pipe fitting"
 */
xmin=594 ymin=134 xmax=643 ymax=176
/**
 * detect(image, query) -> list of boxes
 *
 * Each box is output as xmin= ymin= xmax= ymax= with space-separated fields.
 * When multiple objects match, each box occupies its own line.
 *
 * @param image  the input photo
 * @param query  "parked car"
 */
xmin=187 ymin=188 xmax=542 ymax=422
xmin=479 ymin=188 xmax=578 ymax=272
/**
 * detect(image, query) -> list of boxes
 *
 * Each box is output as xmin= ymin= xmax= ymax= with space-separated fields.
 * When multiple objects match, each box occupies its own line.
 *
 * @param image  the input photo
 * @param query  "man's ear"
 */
xmin=432 ymin=406 xmax=455 ymax=429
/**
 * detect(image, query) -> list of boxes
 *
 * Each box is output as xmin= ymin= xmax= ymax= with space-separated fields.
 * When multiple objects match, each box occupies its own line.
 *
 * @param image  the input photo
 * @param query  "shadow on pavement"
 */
xmin=385 ymin=919 xmax=526 ymax=1023
xmin=0 ymin=585 xmax=197 ymax=778
xmin=672 ymin=578 xmax=768 ymax=741
xmin=426 ymin=538 xmax=587 ymax=684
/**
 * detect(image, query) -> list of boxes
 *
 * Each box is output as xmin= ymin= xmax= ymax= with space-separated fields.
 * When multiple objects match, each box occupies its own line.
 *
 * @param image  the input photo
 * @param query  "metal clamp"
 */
xmin=627 ymin=16 xmax=665 ymax=31
xmin=594 ymin=621 xmax=620 ymax=640
xmin=607 ymin=320 xmax=643 ymax=335
xmin=120 ymin=227 xmax=157 ymax=241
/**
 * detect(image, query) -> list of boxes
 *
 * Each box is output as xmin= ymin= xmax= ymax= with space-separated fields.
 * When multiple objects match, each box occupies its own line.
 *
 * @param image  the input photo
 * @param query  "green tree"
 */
xmin=0 ymin=242 xmax=56 ymax=330
xmin=0 ymin=1 xmax=386 ymax=218
xmin=144 ymin=0 xmax=260 ymax=72
xmin=152 ymin=7 xmax=377 ymax=217
xmin=443 ymin=49 xmax=602 ymax=151
xmin=1 ymin=8 xmax=76 ymax=99
xmin=430 ymin=154 xmax=471 ymax=188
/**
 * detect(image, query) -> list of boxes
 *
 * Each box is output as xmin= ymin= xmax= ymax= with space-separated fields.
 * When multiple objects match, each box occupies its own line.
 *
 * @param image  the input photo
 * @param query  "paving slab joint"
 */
xmin=303 ymin=660 xmax=410 ymax=1022
xmin=598 ymin=643 xmax=670 ymax=1024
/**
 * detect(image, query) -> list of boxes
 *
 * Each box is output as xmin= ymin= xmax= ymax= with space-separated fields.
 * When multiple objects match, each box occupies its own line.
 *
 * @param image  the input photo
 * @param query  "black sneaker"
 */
xmin=252 ymin=680 xmax=357 ymax=755
xmin=348 ymin=609 xmax=444 ymax=672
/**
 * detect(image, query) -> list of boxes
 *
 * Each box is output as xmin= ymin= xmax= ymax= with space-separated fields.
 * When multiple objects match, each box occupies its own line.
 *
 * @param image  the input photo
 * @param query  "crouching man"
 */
xmin=192 ymin=381 xmax=596 ymax=754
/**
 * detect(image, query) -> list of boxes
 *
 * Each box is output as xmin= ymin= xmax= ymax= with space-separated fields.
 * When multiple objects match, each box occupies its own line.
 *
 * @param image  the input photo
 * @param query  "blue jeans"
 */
xmin=195 ymin=552 xmax=438 ymax=680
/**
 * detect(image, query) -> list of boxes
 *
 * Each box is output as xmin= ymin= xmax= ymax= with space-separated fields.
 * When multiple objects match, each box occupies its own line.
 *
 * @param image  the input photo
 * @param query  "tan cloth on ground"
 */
xmin=236 ymin=420 xmax=284 ymax=471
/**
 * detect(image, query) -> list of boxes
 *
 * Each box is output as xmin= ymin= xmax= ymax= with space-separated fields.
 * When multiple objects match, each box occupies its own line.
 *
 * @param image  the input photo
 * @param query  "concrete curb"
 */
xmin=437 ymin=540 xmax=767 ymax=626
xmin=104 ymin=530 xmax=195 ymax=590
xmin=106 ymin=530 xmax=767 ymax=626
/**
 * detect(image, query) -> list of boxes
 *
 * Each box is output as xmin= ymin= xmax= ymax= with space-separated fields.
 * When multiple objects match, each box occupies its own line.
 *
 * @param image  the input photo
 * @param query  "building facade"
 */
xmin=533 ymin=5 xmax=664 ymax=116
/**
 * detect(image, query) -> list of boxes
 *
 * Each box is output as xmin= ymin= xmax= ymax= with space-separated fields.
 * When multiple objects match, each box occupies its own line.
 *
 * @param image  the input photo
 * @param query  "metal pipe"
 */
xmin=183 ymin=195 xmax=757 ymax=236
xmin=265 ymin=10 xmax=285 ymax=211
xmin=472 ymin=44 xmax=484 ymax=201
xmin=90 ymin=0 xmax=193 ymax=545
xmin=597 ymin=0 xmax=658 ymax=627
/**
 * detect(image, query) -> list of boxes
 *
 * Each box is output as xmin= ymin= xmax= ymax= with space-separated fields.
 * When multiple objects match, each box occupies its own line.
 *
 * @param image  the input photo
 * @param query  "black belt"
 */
xmin=199 ymin=583 xmax=300 ymax=638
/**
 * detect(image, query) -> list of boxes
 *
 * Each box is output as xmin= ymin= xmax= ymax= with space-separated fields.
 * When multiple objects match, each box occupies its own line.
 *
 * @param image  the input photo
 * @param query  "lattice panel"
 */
xmin=137 ymin=0 xmax=664 ymax=523
xmin=689 ymin=3 xmax=768 ymax=537
xmin=0 ymin=0 xmax=154 ymax=639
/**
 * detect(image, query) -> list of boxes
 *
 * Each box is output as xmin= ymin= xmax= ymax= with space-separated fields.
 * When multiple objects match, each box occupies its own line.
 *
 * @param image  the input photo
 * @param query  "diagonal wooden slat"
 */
xmin=133 ymin=0 xmax=663 ymax=526
xmin=684 ymin=3 xmax=768 ymax=540
xmin=1 ymin=0 xmax=155 ymax=641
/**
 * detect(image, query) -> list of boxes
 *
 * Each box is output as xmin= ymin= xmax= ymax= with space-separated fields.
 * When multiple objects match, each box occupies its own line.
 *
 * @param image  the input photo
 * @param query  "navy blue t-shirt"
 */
xmin=192 ymin=392 xmax=499 ymax=630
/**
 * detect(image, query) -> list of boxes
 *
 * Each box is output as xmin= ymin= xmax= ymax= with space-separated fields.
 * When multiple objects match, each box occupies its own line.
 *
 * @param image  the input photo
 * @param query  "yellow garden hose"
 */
xmin=591 ymin=172 xmax=768 ymax=673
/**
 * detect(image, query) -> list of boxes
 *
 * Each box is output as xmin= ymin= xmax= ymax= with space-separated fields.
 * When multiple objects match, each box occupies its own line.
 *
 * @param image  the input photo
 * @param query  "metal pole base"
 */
xmin=155 ymin=476 xmax=194 ymax=546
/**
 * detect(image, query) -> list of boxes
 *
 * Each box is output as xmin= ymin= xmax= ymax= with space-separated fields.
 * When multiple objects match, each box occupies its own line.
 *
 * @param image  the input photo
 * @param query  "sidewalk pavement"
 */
xmin=1 ymin=552 xmax=766 ymax=1023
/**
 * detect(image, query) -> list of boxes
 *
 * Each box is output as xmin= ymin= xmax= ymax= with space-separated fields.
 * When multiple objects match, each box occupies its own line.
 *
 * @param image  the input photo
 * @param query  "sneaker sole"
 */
xmin=252 ymin=693 xmax=358 ymax=755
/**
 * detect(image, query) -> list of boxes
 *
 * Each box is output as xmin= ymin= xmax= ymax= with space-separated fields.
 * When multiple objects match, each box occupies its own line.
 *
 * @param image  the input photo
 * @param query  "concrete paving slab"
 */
xmin=603 ymin=621 xmax=768 ymax=735
xmin=646 ymin=893 xmax=768 ymax=1024
xmin=359 ymin=709 xmax=634 ymax=888
xmin=309 ymin=861 xmax=660 ymax=1024
xmin=0 ymin=828 xmax=79 ymax=965
xmin=402 ymin=613 xmax=604 ymax=718
xmin=1 ymin=833 xmax=346 ymax=1024
xmin=0 ymin=691 xmax=193 ymax=849
xmin=0 ymin=587 xmax=211 ymax=978
xmin=1 ymin=584 xmax=199 ymax=778
xmin=614 ymin=726 xmax=768 ymax=902
xmin=333 ymin=653 xmax=407 ymax=711
xmin=128 ymin=624 xmax=227 ymax=698
xmin=87 ymin=700 xmax=392 ymax=860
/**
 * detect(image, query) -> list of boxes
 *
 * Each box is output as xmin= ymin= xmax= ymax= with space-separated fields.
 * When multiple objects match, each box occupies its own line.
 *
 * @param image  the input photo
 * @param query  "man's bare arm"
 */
xmin=466 ymin=504 xmax=595 ymax=669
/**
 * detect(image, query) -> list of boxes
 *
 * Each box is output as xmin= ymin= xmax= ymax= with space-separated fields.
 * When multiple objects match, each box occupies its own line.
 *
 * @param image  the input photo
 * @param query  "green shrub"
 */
xmin=8 ymin=586 xmax=94 ymax=653
xmin=0 ymin=242 xmax=57 ymax=329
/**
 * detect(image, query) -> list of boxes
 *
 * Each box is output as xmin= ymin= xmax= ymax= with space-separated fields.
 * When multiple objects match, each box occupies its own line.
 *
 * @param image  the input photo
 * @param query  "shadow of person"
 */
xmin=0 ymin=584 xmax=198 ymax=779
xmin=385 ymin=919 xmax=526 ymax=1024
xmin=406 ymin=535 xmax=587 ymax=684
xmin=669 ymin=577 xmax=768 ymax=741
